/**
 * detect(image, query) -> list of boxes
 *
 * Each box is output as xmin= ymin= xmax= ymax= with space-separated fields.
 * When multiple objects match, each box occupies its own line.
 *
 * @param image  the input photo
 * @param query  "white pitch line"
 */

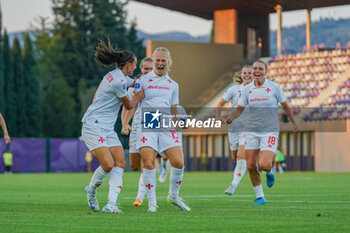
xmin=120 ymin=193 xmax=350 ymax=201
xmin=221 ymin=199 xmax=350 ymax=204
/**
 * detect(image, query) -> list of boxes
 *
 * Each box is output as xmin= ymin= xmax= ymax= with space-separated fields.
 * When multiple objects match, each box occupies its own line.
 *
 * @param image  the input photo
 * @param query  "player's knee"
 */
xmin=247 ymin=162 xmax=257 ymax=171
xmin=171 ymin=160 xmax=184 ymax=169
xmin=102 ymin=162 xmax=114 ymax=173
xmin=116 ymin=161 xmax=126 ymax=170
xmin=259 ymin=161 xmax=272 ymax=171
xmin=143 ymin=160 xmax=155 ymax=170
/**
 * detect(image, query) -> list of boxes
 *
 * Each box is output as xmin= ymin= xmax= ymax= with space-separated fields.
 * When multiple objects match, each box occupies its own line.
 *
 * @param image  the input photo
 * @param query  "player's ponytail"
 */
xmin=95 ymin=39 xmax=135 ymax=69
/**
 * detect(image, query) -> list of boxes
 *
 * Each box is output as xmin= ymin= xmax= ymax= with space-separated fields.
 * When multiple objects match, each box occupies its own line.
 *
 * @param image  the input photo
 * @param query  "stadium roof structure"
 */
xmin=134 ymin=0 xmax=350 ymax=19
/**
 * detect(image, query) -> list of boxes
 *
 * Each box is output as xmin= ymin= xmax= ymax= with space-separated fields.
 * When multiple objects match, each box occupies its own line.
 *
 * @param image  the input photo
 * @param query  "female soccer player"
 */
xmin=121 ymin=57 xmax=153 ymax=207
xmin=82 ymin=39 xmax=144 ymax=213
xmin=226 ymin=60 xmax=298 ymax=205
xmin=135 ymin=47 xmax=190 ymax=212
xmin=216 ymin=65 xmax=253 ymax=195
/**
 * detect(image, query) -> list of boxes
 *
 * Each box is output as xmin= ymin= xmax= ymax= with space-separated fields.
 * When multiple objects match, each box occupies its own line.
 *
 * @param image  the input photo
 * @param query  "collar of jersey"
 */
xmin=148 ymin=70 xmax=169 ymax=80
xmin=252 ymin=78 xmax=269 ymax=89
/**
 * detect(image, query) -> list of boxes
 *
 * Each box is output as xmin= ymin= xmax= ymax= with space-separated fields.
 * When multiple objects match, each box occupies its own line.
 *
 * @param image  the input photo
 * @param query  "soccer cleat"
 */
xmin=102 ymin=203 xmax=123 ymax=213
xmin=266 ymin=173 xmax=275 ymax=188
xmin=224 ymin=184 xmax=236 ymax=195
xmin=254 ymin=197 xmax=267 ymax=205
xmin=133 ymin=198 xmax=142 ymax=207
xmin=167 ymin=196 xmax=191 ymax=211
xmin=147 ymin=202 xmax=158 ymax=212
xmin=85 ymin=186 xmax=99 ymax=212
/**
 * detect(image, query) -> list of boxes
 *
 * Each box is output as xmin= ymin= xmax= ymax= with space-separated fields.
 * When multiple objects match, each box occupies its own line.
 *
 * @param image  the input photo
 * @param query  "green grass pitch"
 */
xmin=1 ymin=172 xmax=349 ymax=233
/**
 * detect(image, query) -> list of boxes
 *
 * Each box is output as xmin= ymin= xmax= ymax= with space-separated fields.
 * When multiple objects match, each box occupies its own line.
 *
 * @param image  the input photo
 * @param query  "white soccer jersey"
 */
xmin=82 ymin=68 xmax=133 ymax=130
xmin=222 ymin=84 xmax=247 ymax=133
xmin=134 ymin=70 xmax=179 ymax=110
xmin=238 ymin=78 xmax=286 ymax=133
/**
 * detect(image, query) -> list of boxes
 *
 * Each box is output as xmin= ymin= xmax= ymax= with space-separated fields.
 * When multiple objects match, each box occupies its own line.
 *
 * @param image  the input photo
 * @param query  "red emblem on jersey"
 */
xmin=249 ymin=91 xmax=252 ymax=94
xmin=145 ymin=184 xmax=154 ymax=190
xmin=266 ymin=88 xmax=271 ymax=93
xmin=117 ymin=185 xmax=122 ymax=190
xmin=98 ymin=137 xmax=105 ymax=143
xmin=168 ymin=79 xmax=172 ymax=83
xmin=148 ymin=79 xmax=153 ymax=82
xmin=141 ymin=137 xmax=147 ymax=143
xmin=268 ymin=144 xmax=272 ymax=148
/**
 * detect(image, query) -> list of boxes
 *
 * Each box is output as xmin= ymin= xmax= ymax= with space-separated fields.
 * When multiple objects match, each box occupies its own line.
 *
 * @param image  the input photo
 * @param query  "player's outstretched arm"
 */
xmin=226 ymin=105 xmax=244 ymax=124
xmin=281 ymin=101 xmax=298 ymax=132
xmin=0 ymin=113 xmax=10 ymax=144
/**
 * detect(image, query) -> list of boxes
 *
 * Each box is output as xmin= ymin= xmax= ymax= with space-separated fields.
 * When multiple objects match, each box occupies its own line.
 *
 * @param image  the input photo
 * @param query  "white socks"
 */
xmin=143 ymin=168 xmax=157 ymax=204
xmin=253 ymin=184 xmax=264 ymax=198
xmin=88 ymin=166 xmax=108 ymax=191
xmin=161 ymin=159 xmax=169 ymax=171
xmin=108 ymin=167 xmax=124 ymax=204
xmin=231 ymin=159 xmax=246 ymax=188
xmin=169 ymin=167 xmax=184 ymax=199
xmin=136 ymin=173 xmax=146 ymax=202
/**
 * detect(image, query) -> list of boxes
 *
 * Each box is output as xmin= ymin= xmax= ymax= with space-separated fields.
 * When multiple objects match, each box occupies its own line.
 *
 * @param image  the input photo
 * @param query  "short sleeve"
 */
xmin=275 ymin=84 xmax=287 ymax=103
xmin=238 ymin=87 xmax=249 ymax=107
xmin=222 ymin=87 xmax=233 ymax=102
xmin=125 ymin=76 xmax=134 ymax=87
xmin=134 ymin=78 xmax=143 ymax=93
xmin=111 ymin=80 xmax=127 ymax=99
xmin=171 ymin=82 xmax=179 ymax=105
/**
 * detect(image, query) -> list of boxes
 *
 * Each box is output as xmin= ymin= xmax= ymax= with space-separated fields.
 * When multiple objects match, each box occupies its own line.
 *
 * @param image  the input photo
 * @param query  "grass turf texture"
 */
xmin=1 ymin=172 xmax=349 ymax=233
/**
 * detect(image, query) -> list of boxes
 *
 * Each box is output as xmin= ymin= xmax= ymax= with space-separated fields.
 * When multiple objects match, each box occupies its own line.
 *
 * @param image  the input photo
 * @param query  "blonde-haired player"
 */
xmin=135 ymin=47 xmax=190 ymax=212
xmin=216 ymin=65 xmax=253 ymax=195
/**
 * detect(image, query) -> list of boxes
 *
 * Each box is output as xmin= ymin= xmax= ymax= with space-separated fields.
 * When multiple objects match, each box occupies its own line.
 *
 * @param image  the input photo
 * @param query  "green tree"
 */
xmin=3 ymin=30 xmax=16 ymax=136
xmin=23 ymin=33 xmax=42 ymax=137
xmin=12 ymin=37 xmax=26 ymax=136
xmin=43 ymin=78 xmax=77 ymax=138
xmin=0 ymin=34 xmax=5 ymax=115
xmin=33 ymin=0 xmax=144 ymax=137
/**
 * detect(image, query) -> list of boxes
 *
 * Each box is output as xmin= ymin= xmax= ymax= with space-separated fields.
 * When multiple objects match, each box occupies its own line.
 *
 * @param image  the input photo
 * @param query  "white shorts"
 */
xmin=244 ymin=132 xmax=279 ymax=152
xmin=81 ymin=123 xmax=122 ymax=151
xmin=228 ymin=132 xmax=245 ymax=151
xmin=137 ymin=129 xmax=181 ymax=153
xmin=129 ymin=125 xmax=140 ymax=154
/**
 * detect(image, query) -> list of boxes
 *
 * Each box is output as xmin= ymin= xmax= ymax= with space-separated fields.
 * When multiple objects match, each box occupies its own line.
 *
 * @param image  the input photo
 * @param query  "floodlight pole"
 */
xmin=306 ymin=9 xmax=312 ymax=52
xmin=275 ymin=4 xmax=283 ymax=57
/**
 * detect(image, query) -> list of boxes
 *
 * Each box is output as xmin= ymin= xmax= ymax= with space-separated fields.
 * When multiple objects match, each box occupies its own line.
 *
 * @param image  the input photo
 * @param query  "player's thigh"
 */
xmin=164 ymin=146 xmax=183 ymax=169
xmin=140 ymin=147 xmax=157 ymax=170
xmin=91 ymin=146 xmax=114 ymax=172
xmin=109 ymin=146 xmax=126 ymax=169
xmin=259 ymin=150 xmax=275 ymax=171
xmin=245 ymin=149 xmax=260 ymax=170
xmin=129 ymin=152 xmax=142 ymax=170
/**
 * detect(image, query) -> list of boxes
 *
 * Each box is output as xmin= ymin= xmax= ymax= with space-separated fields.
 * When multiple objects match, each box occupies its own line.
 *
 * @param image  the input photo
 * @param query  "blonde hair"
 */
xmin=234 ymin=65 xmax=253 ymax=84
xmin=152 ymin=47 xmax=173 ymax=73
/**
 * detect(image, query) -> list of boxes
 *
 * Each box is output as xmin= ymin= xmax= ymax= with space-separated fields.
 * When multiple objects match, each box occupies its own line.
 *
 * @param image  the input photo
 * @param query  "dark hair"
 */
xmin=253 ymin=60 xmax=267 ymax=70
xmin=95 ymin=39 xmax=135 ymax=69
